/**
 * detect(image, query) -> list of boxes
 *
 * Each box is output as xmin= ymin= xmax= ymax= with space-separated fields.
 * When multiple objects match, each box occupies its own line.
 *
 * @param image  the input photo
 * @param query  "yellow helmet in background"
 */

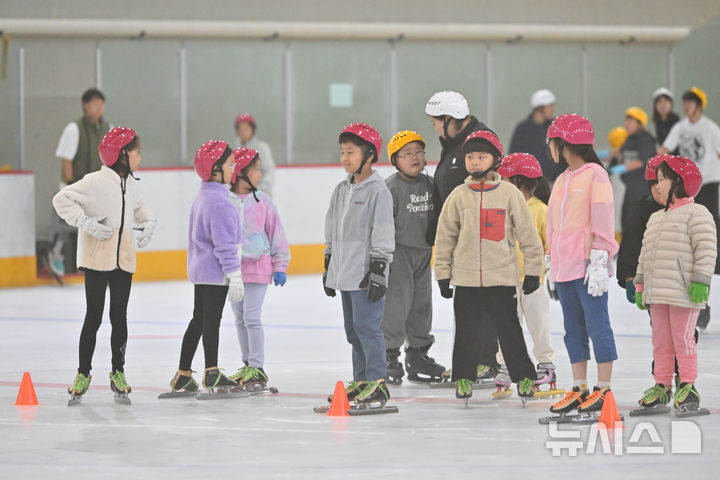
xmin=625 ymin=106 xmax=648 ymax=127
xmin=388 ymin=130 xmax=425 ymax=163
xmin=608 ymin=126 xmax=628 ymax=149
xmin=689 ymin=86 xmax=708 ymax=109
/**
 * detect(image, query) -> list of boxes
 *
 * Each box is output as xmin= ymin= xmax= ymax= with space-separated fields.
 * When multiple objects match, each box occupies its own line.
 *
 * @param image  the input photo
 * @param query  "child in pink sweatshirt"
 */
xmin=228 ymin=148 xmax=290 ymax=390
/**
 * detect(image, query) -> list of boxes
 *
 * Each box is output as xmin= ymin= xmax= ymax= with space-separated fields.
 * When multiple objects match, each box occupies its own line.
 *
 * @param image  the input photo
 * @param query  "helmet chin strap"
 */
xmin=470 ymin=158 xmax=501 ymax=180
xmin=241 ymin=174 xmax=260 ymax=202
xmin=665 ymin=179 xmax=679 ymax=211
xmin=442 ymin=117 xmax=452 ymax=139
xmin=354 ymin=150 xmax=375 ymax=177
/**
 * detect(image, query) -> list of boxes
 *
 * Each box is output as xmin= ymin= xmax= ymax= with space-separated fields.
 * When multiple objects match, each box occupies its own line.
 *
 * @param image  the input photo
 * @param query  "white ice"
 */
xmin=1 ymin=275 xmax=719 ymax=479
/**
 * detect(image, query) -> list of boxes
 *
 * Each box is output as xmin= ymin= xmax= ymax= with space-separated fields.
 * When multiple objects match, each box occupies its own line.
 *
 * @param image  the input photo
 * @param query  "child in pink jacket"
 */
xmin=228 ymin=148 xmax=291 ymax=391
xmin=544 ymin=114 xmax=619 ymax=423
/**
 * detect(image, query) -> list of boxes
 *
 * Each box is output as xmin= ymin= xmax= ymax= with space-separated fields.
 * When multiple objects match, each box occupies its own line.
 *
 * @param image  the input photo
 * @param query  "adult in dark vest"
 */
xmin=48 ymin=89 xmax=111 ymax=278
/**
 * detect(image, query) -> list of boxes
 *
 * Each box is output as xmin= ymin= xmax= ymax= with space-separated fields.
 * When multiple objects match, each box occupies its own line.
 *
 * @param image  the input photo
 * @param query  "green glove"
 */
xmin=635 ymin=291 xmax=646 ymax=310
xmin=688 ymin=282 xmax=709 ymax=304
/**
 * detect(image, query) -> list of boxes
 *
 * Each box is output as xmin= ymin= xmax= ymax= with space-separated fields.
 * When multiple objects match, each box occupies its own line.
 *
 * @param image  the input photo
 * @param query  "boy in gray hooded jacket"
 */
xmin=323 ymin=123 xmax=395 ymax=408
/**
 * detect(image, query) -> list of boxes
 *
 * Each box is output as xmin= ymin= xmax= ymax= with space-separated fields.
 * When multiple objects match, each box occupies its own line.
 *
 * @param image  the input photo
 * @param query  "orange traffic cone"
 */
xmin=15 ymin=372 xmax=38 ymax=406
xmin=327 ymin=380 xmax=350 ymax=417
xmin=598 ymin=390 xmax=622 ymax=429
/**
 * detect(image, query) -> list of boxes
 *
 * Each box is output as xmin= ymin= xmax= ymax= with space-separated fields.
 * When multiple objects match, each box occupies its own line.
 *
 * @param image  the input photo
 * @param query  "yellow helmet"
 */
xmin=608 ymin=126 xmax=628 ymax=149
xmin=625 ymin=106 xmax=648 ymax=127
xmin=387 ymin=130 xmax=425 ymax=163
xmin=689 ymin=86 xmax=708 ymax=109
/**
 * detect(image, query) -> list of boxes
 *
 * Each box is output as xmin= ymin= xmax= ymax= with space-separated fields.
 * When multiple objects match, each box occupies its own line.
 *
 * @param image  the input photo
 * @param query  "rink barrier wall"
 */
xmin=0 ymin=172 xmax=36 ymax=287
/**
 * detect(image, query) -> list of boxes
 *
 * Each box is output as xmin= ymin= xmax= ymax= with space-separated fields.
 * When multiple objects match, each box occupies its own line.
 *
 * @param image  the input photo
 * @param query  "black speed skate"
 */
xmin=110 ymin=371 xmax=132 ymax=405
xmin=405 ymin=345 xmax=445 ymax=383
xmin=196 ymin=367 xmax=243 ymax=400
xmin=351 ymin=379 xmax=398 ymax=416
xmin=386 ymin=349 xmax=404 ymax=385
xmin=159 ymin=370 xmax=200 ymax=399
xmin=629 ymin=384 xmax=672 ymax=416
xmin=674 ymin=383 xmax=710 ymax=418
xmin=314 ymin=381 xmax=367 ymax=413
xmin=539 ymin=386 xmax=588 ymax=424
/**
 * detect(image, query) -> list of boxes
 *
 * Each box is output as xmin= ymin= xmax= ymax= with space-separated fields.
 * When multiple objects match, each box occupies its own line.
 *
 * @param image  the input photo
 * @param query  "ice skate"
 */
xmin=673 ymin=383 xmax=710 ymax=418
xmin=429 ymin=369 xmax=454 ymax=388
xmin=326 ymin=380 xmax=366 ymax=404
xmin=455 ymin=378 xmax=473 ymax=407
xmin=196 ymin=367 xmax=245 ymax=400
xmin=109 ymin=371 xmax=131 ymax=405
xmin=491 ymin=367 xmax=512 ymax=400
xmin=571 ymin=386 xmax=621 ymax=425
xmin=533 ymin=363 xmax=565 ymax=398
xmin=516 ymin=377 xmax=535 ymax=407
xmin=538 ymin=386 xmax=588 ymax=424
xmin=404 ymin=345 xmax=445 ymax=384
xmin=67 ymin=373 xmax=91 ymax=406
xmin=629 ymin=384 xmax=672 ymax=417
xmin=351 ymin=379 xmax=398 ymax=415
xmin=158 ymin=370 xmax=200 ymax=399
xmin=475 ymin=364 xmax=500 ymax=388
xmin=386 ymin=349 xmax=404 ymax=385
xmin=234 ymin=367 xmax=278 ymax=396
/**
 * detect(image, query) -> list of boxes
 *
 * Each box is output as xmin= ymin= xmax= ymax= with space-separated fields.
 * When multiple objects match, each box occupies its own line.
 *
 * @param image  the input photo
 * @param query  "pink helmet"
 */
xmin=547 ymin=113 xmax=595 ymax=145
xmin=462 ymin=130 xmax=504 ymax=157
xmin=194 ymin=140 xmax=229 ymax=181
xmin=232 ymin=147 xmax=259 ymax=184
xmin=235 ymin=113 xmax=256 ymax=127
xmin=98 ymin=127 xmax=136 ymax=167
xmin=645 ymin=154 xmax=669 ymax=181
xmin=497 ymin=153 xmax=542 ymax=179
xmin=662 ymin=155 xmax=702 ymax=197
xmin=339 ymin=123 xmax=382 ymax=160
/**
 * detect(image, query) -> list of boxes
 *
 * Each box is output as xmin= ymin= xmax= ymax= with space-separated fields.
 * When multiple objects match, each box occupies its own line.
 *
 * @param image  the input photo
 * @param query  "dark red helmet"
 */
xmin=235 ymin=113 xmax=256 ymax=127
xmin=662 ymin=155 xmax=702 ymax=197
xmin=194 ymin=140 xmax=229 ymax=181
xmin=339 ymin=123 xmax=382 ymax=160
xmin=645 ymin=154 xmax=669 ymax=181
xmin=463 ymin=130 xmax=504 ymax=157
xmin=98 ymin=127 xmax=136 ymax=167
xmin=547 ymin=113 xmax=594 ymax=145
xmin=497 ymin=153 xmax=542 ymax=179
xmin=232 ymin=148 xmax=259 ymax=184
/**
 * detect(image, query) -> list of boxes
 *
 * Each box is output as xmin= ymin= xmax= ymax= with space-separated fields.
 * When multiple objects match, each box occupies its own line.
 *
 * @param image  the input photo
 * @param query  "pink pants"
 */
xmin=649 ymin=304 xmax=700 ymax=385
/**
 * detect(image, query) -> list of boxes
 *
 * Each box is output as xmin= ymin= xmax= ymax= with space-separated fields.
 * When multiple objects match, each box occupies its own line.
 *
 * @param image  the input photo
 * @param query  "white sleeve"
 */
xmin=662 ymin=121 xmax=681 ymax=152
xmin=55 ymin=122 xmax=80 ymax=160
xmin=258 ymin=141 xmax=276 ymax=194
xmin=711 ymin=120 xmax=720 ymax=155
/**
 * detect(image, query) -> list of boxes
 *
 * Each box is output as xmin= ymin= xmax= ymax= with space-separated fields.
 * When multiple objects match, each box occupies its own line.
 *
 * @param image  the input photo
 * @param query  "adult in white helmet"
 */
xmin=651 ymin=87 xmax=679 ymax=147
xmin=509 ymin=89 xmax=561 ymax=182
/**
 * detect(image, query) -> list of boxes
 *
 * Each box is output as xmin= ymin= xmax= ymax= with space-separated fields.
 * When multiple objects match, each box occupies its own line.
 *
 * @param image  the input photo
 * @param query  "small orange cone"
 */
xmin=327 ymin=381 xmax=350 ymax=417
xmin=15 ymin=372 xmax=38 ymax=406
xmin=598 ymin=390 xmax=622 ymax=429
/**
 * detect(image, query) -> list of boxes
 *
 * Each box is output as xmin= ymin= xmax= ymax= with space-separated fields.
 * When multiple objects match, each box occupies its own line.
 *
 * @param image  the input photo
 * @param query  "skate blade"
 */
xmin=245 ymin=386 xmax=279 ymax=396
xmin=492 ymin=389 xmax=513 ymax=400
xmin=429 ymin=380 xmax=455 ymax=389
xmin=67 ymin=395 xmax=83 ymax=407
xmin=313 ymin=405 xmax=331 ymax=414
xmin=386 ymin=378 xmax=403 ymax=386
xmin=348 ymin=404 xmax=399 ymax=416
xmin=113 ymin=395 xmax=131 ymax=405
xmin=196 ymin=390 xmax=250 ymax=400
xmin=158 ymin=390 xmax=199 ymax=399
xmin=570 ymin=412 xmax=625 ymax=425
xmin=629 ymin=405 xmax=671 ymax=417
xmin=538 ymin=413 xmax=579 ymax=425
xmin=674 ymin=406 xmax=711 ymax=418
xmin=533 ymin=388 xmax=566 ymax=398
xmin=406 ymin=374 xmax=443 ymax=384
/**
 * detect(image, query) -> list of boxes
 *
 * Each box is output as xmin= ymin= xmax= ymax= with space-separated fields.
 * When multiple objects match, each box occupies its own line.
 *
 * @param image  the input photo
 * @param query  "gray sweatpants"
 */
xmin=231 ymin=282 xmax=268 ymax=368
xmin=381 ymin=244 xmax=434 ymax=350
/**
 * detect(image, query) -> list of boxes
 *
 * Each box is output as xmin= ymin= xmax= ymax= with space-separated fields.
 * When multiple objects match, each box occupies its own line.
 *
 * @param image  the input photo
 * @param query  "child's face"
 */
xmin=245 ymin=159 xmax=262 ymax=187
xmin=236 ymin=122 xmax=254 ymax=143
xmin=465 ymin=151 xmax=495 ymax=177
xmin=429 ymin=116 xmax=445 ymax=136
xmin=547 ymin=138 xmax=560 ymax=164
xmin=624 ymin=117 xmax=642 ymax=136
xmin=649 ymin=181 xmax=664 ymax=205
xmin=683 ymin=99 xmax=700 ymax=118
xmin=214 ymin=156 xmax=235 ymax=184
xmin=655 ymin=169 xmax=672 ymax=204
xmin=340 ymin=142 xmax=366 ymax=174
xmin=655 ymin=97 xmax=672 ymax=117
xmin=395 ymin=141 xmax=425 ymax=177
xmin=127 ymin=145 xmax=141 ymax=171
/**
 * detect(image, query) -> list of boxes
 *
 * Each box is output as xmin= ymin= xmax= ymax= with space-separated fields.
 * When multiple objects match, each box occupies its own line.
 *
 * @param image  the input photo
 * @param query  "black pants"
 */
xmin=695 ymin=182 xmax=720 ymax=274
xmin=452 ymin=286 xmax=535 ymax=383
xmin=78 ymin=269 xmax=133 ymax=376
xmin=179 ymin=284 xmax=229 ymax=371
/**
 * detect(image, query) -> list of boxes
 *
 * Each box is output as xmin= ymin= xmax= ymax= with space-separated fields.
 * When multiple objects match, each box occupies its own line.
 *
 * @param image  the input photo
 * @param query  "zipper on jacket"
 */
xmin=554 ymin=171 xmax=572 ymax=280
xmin=116 ymin=177 xmax=127 ymax=269
xmin=337 ymin=183 xmax=355 ymax=287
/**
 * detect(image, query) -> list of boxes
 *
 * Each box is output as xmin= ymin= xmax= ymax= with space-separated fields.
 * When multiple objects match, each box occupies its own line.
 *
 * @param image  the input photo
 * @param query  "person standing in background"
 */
xmin=48 ymin=88 xmax=111 ymax=278
xmin=234 ymin=113 xmax=276 ymax=197
xmin=620 ymin=107 xmax=657 ymax=230
xmin=652 ymin=87 xmax=680 ymax=148
xmin=509 ymin=89 xmax=562 ymax=182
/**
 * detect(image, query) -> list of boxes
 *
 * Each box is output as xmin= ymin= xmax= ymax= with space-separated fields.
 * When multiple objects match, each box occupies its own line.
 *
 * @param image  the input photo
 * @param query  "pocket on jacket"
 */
xmin=481 ymin=209 xmax=506 ymax=242
xmin=676 ymin=257 xmax=690 ymax=289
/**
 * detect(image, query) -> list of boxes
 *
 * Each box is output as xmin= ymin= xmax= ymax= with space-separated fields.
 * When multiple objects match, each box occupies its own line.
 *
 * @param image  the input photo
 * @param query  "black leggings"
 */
xmin=179 ymin=284 xmax=229 ymax=371
xmin=695 ymin=182 xmax=720 ymax=274
xmin=78 ymin=269 xmax=133 ymax=376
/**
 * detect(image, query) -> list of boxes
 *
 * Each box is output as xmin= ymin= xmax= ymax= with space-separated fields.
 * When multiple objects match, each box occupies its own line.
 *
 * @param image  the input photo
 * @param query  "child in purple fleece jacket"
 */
xmin=227 ymin=148 xmax=290 ymax=391
xmin=168 ymin=140 xmax=244 ymax=395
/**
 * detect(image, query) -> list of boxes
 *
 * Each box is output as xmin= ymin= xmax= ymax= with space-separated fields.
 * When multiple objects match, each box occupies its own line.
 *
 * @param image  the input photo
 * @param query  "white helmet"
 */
xmin=653 ymin=87 xmax=674 ymax=101
xmin=531 ymin=89 xmax=556 ymax=108
xmin=425 ymin=91 xmax=469 ymax=119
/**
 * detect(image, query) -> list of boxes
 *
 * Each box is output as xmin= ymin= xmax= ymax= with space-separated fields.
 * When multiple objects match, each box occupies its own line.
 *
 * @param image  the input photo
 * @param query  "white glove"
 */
xmin=227 ymin=270 xmax=245 ymax=302
xmin=545 ymin=255 xmax=558 ymax=301
xmin=135 ymin=218 xmax=157 ymax=248
xmin=75 ymin=214 xmax=112 ymax=240
xmin=584 ymin=249 xmax=609 ymax=297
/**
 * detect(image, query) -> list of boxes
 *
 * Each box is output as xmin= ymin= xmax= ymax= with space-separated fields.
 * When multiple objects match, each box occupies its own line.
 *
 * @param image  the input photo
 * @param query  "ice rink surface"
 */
xmin=1 ymin=274 xmax=719 ymax=479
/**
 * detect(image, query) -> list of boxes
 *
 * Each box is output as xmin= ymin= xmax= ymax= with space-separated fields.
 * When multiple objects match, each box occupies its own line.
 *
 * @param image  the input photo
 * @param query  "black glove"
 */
xmin=437 ymin=279 xmax=453 ymax=299
xmin=522 ymin=275 xmax=540 ymax=295
xmin=359 ymin=257 xmax=387 ymax=302
xmin=322 ymin=254 xmax=336 ymax=297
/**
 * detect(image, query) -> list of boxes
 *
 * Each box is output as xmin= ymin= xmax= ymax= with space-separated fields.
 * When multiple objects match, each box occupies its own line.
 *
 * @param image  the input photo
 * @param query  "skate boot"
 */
xmin=572 ymin=386 xmax=612 ymax=424
xmin=202 ymin=367 xmax=237 ymax=393
xmin=697 ymin=305 xmax=710 ymax=332
xmin=475 ymin=364 xmax=499 ymax=387
xmin=534 ymin=362 xmax=565 ymax=398
xmin=159 ymin=370 xmax=199 ymax=399
xmin=674 ymin=383 xmax=710 ymax=417
xmin=67 ymin=373 xmax=91 ymax=406
xmin=539 ymin=386 xmax=588 ymax=424
xmin=386 ymin=349 xmax=404 ymax=385
xmin=492 ymin=366 xmax=512 ymax=400
xmin=404 ymin=344 xmax=445 ymax=383
xmin=629 ymin=384 xmax=672 ymax=416
xmin=516 ymin=377 xmax=535 ymax=407
xmin=229 ymin=362 xmax=251 ymax=383
xmin=327 ymin=380 xmax=366 ymax=403
xmin=351 ymin=379 xmax=398 ymax=415
xmin=455 ymin=378 xmax=473 ymax=407
xmin=109 ymin=371 xmax=131 ymax=405
xmin=236 ymin=367 xmax=269 ymax=392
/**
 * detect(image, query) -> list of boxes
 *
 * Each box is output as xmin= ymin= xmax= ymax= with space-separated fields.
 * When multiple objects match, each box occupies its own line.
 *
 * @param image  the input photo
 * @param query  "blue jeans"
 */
xmin=341 ymin=290 xmax=387 ymax=381
xmin=556 ymin=278 xmax=618 ymax=364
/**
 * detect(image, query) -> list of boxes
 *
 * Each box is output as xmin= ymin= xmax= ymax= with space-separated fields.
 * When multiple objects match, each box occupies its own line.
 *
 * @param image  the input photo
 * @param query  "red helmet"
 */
xmin=232 ymin=147 xmax=259 ymax=184
xmin=339 ymin=123 xmax=382 ymax=160
xmin=98 ymin=127 xmax=136 ymax=167
xmin=662 ymin=155 xmax=702 ymax=197
xmin=194 ymin=140 xmax=229 ymax=181
xmin=547 ymin=113 xmax=595 ymax=145
xmin=645 ymin=154 xmax=669 ymax=181
xmin=462 ymin=130 xmax=504 ymax=157
xmin=497 ymin=153 xmax=542 ymax=179
xmin=235 ymin=113 xmax=256 ymax=127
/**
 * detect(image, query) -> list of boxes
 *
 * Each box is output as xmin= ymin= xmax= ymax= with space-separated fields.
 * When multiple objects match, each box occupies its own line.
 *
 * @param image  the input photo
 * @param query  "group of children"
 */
xmin=54 ymin=88 xmax=715 ymax=419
